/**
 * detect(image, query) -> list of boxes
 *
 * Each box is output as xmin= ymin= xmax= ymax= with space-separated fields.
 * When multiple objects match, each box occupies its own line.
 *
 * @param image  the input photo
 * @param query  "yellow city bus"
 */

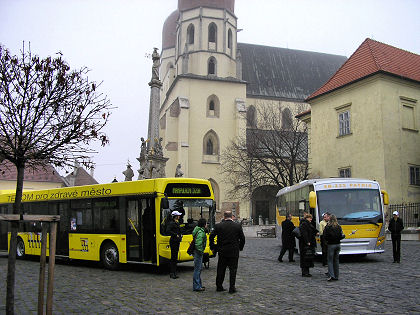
xmin=0 ymin=178 xmax=216 ymax=269
xmin=276 ymin=178 xmax=389 ymax=255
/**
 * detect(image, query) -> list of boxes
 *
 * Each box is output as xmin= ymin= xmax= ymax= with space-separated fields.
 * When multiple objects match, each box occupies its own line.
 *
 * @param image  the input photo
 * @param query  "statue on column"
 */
xmin=175 ymin=164 xmax=184 ymax=177
xmin=123 ymin=162 xmax=134 ymax=181
xmin=151 ymin=48 xmax=160 ymax=81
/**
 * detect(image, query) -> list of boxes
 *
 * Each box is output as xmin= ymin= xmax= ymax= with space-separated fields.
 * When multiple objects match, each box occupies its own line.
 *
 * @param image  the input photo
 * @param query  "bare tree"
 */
xmin=0 ymin=44 xmax=112 ymax=314
xmin=220 ymin=103 xmax=308 ymax=200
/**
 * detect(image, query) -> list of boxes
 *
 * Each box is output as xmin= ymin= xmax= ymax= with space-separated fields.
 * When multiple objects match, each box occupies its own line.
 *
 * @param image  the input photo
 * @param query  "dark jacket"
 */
xmin=299 ymin=219 xmax=317 ymax=268
xmin=324 ymin=224 xmax=344 ymax=245
xmin=209 ymin=219 xmax=245 ymax=257
xmin=166 ymin=220 xmax=182 ymax=244
xmin=388 ymin=218 xmax=404 ymax=235
xmin=281 ymin=218 xmax=296 ymax=248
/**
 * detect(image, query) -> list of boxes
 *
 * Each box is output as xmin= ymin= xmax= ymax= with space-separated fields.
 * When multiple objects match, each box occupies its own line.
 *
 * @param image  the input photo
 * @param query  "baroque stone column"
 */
xmin=138 ymin=48 xmax=168 ymax=179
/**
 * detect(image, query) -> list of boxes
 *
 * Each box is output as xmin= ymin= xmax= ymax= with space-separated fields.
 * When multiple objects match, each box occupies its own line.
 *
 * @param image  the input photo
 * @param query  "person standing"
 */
xmin=324 ymin=214 xmax=344 ymax=281
xmin=319 ymin=212 xmax=331 ymax=266
xmin=192 ymin=218 xmax=207 ymax=292
xmin=388 ymin=211 xmax=404 ymax=263
xmin=299 ymin=213 xmax=317 ymax=277
xmin=210 ymin=210 xmax=245 ymax=294
xmin=278 ymin=213 xmax=296 ymax=262
xmin=166 ymin=210 xmax=183 ymax=279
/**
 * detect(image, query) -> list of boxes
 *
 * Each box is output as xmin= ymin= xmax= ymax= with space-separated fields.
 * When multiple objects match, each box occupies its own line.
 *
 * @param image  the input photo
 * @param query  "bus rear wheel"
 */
xmin=101 ymin=242 xmax=119 ymax=270
xmin=17 ymin=238 xmax=25 ymax=258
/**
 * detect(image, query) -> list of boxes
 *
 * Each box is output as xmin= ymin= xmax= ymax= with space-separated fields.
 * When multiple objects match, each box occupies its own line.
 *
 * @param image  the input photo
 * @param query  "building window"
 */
xmin=208 ymin=57 xmax=216 ymax=75
xmin=207 ymin=95 xmax=220 ymax=117
xmin=203 ymin=130 xmax=220 ymax=163
xmin=247 ymin=105 xmax=257 ymax=127
xmin=209 ymin=100 xmax=215 ymax=111
xmin=208 ymin=23 xmax=217 ymax=43
xmin=206 ymin=139 xmax=213 ymax=155
xmin=338 ymin=110 xmax=351 ymax=136
xmin=282 ymin=108 xmax=292 ymax=130
xmin=339 ymin=168 xmax=351 ymax=178
xmin=228 ymin=29 xmax=232 ymax=49
xmin=187 ymin=24 xmax=194 ymax=44
xmin=410 ymin=166 xmax=420 ymax=186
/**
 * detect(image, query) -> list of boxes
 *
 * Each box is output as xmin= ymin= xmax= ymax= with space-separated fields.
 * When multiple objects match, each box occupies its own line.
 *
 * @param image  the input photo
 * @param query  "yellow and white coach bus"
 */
xmin=0 ymin=178 xmax=216 ymax=269
xmin=276 ymin=178 xmax=389 ymax=255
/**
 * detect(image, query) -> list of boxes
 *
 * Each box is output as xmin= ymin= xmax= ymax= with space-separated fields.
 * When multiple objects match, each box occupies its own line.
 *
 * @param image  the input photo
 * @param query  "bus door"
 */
xmin=126 ymin=198 xmax=155 ymax=262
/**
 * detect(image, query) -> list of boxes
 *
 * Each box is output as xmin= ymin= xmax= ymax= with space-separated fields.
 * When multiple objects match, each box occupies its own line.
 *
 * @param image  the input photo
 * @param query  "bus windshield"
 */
xmin=317 ymin=189 xmax=382 ymax=224
xmin=161 ymin=198 xmax=215 ymax=235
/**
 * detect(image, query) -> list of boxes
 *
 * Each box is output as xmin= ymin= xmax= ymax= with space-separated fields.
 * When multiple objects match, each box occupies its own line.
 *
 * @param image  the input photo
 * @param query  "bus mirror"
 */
xmin=309 ymin=191 xmax=317 ymax=209
xmin=162 ymin=197 xmax=169 ymax=209
xmin=381 ymin=190 xmax=389 ymax=205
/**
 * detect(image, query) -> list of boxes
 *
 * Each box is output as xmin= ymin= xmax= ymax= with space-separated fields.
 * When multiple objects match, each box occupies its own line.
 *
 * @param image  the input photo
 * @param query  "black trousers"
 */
xmin=216 ymin=254 xmax=239 ymax=290
xmin=279 ymin=244 xmax=294 ymax=261
xmin=391 ymin=234 xmax=401 ymax=262
xmin=170 ymin=241 xmax=180 ymax=274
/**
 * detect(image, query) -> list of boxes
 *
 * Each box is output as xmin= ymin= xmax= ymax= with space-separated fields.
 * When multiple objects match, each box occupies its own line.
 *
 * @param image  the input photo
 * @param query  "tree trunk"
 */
xmin=6 ymin=163 xmax=25 ymax=314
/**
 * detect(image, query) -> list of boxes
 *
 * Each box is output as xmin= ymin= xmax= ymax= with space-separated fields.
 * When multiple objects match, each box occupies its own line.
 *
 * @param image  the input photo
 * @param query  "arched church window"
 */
xmin=282 ymin=108 xmax=293 ymax=130
xmin=187 ymin=24 xmax=194 ymax=44
xmin=208 ymin=23 xmax=217 ymax=43
xmin=228 ymin=29 xmax=232 ymax=49
xmin=209 ymin=100 xmax=215 ymax=111
xmin=208 ymin=57 xmax=216 ymax=75
xmin=247 ymin=105 xmax=257 ymax=128
xmin=203 ymin=130 xmax=220 ymax=162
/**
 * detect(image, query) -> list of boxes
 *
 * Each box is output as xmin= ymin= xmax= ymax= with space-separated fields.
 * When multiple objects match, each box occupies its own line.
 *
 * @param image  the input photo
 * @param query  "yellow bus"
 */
xmin=276 ymin=178 xmax=389 ymax=255
xmin=0 ymin=178 xmax=216 ymax=269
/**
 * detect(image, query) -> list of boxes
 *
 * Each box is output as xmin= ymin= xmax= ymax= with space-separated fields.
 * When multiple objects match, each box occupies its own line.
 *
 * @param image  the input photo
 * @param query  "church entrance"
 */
xmin=251 ymin=186 xmax=278 ymax=225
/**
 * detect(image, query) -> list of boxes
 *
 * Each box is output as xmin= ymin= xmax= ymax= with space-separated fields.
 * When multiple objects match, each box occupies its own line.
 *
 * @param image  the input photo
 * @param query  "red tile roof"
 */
xmin=0 ymin=160 xmax=64 ymax=183
xmin=307 ymin=38 xmax=420 ymax=101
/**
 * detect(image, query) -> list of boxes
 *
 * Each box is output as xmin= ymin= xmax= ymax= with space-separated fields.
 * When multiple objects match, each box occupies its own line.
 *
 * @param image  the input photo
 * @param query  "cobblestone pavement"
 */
xmin=1 ymin=239 xmax=419 ymax=314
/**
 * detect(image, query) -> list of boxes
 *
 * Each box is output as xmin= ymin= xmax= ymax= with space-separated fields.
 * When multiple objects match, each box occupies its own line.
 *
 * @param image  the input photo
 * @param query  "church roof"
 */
xmin=0 ymin=160 xmax=64 ymax=183
xmin=63 ymin=167 xmax=98 ymax=187
xmin=238 ymin=43 xmax=347 ymax=102
xmin=307 ymin=38 xmax=420 ymax=101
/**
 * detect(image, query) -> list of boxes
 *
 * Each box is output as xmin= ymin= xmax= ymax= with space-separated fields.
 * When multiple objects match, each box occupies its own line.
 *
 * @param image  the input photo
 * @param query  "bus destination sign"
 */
xmin=165 ymin=183 xmax=211 ymax=197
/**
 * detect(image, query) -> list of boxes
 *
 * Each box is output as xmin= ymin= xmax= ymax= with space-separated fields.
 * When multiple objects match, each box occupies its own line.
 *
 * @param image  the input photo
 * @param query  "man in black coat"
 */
xmin=210 ymin=210 xmax=245 ymax=294
xmin=388 ymin=210 xmax=404 ymax=263
xmin=278 ymin=213 xmax=296 ymax=262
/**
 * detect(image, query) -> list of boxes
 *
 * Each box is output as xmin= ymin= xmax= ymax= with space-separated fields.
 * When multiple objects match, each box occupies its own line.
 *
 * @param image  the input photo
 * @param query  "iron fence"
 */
xmin=388 ymin=203 xmax=420 ymax=228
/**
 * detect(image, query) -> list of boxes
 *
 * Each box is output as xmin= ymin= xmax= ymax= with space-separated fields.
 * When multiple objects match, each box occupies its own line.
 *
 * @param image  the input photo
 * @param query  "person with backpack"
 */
xmin=192 ymin=218 xmax=207 ymax=291
xmin=324 ymin=214 xmax=345 ymax=281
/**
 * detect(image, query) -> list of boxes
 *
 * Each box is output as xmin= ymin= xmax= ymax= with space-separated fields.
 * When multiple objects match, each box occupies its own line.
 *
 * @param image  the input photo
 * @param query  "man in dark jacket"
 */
xmin=278 ymin=213 xmax=296 ymax=262
xmin=166 ymin=211 xmax=183 ymax=279
xmin=210 ymin=210 xmax=245 ymax=294
xmin=388 ymin=211 xmax=404 ymax=263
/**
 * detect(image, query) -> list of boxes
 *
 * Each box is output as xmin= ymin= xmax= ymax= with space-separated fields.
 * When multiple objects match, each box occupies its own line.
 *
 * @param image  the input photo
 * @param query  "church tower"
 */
xmin=159 ymin=0 xmax=247 ymax=215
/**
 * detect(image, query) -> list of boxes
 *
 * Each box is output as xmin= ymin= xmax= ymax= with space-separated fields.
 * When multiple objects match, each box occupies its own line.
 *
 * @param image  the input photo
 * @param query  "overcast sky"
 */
xmin=1 ymin=0 xmax=419 ymax=183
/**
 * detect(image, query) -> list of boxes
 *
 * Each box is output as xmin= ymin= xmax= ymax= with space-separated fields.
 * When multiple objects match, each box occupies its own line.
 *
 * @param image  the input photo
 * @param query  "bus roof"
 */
xmin=0 ymin=177 xmax=212 ymax=204
xmin=276 ymin=178 xmax=380 ymax=197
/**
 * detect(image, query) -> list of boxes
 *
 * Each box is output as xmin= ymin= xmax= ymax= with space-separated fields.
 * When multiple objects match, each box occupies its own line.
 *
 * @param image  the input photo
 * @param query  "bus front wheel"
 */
xmin=17 ymin=238 xmax=25 ymax=258
xmin=101 ymin=242 xmax=119 ymax=270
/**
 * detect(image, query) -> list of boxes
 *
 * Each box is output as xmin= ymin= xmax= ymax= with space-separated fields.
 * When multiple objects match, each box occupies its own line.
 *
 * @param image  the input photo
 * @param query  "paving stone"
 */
xmin=0 ymin=239 xmax=419 ymax=314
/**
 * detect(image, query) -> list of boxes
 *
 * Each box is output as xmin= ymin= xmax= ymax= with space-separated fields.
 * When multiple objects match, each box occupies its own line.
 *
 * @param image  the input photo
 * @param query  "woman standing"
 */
xmin=324 ymin=214 xmax=344 ymax=281
xmin=299 ymin=213 xmax=317 ymax=277
xmin=166 ymin=210 xmax=183 ymax=279
xmin=192 ymin=218 xmax=207 ymax=291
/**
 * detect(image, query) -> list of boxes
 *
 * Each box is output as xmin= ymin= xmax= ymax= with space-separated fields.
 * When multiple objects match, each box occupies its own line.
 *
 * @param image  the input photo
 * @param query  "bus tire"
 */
xmin=101 ymin=242 xmax=119 ymax=270
xmin=17 ymin=237 xmax=25 ymax=258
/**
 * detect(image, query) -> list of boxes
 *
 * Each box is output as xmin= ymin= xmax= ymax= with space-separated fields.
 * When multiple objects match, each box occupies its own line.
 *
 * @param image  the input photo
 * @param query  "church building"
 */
xmin=158 ymin=0 xmax=346 ymax=222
